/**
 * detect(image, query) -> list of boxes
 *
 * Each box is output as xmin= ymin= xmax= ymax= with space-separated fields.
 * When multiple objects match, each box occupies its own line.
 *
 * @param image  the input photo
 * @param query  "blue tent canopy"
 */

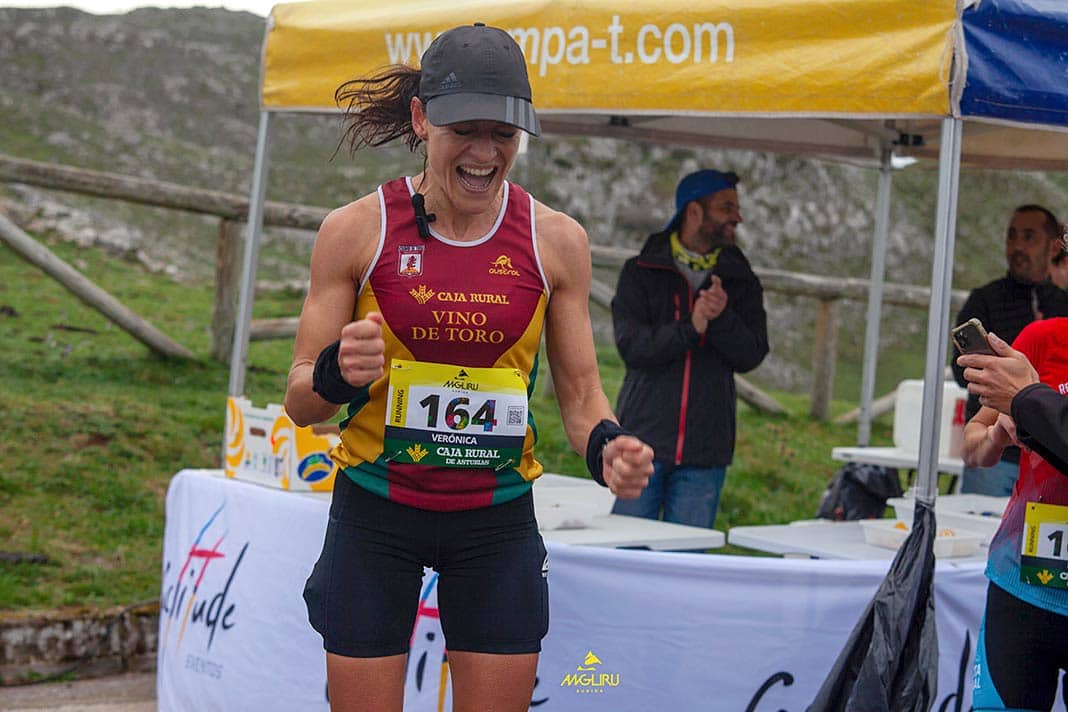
xmin=960 ymin=0 xmax=1068 ymax=128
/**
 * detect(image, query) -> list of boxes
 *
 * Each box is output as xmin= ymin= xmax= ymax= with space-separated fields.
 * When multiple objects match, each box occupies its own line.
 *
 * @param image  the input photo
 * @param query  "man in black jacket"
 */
xmin=610 ymin=169 xmax=768 ymax=529
xmin=951 ymin=204 xmax=1068 ymax=495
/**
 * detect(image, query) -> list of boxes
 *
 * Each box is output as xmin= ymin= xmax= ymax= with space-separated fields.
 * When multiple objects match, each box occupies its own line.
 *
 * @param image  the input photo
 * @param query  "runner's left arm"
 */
xmin=537 ymin=205 xmax=652 ymax=499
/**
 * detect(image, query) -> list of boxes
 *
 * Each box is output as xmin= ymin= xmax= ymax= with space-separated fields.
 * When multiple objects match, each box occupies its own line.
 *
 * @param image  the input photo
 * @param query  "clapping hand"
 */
xmin=691 ymin=275 xmax=728 ymax=334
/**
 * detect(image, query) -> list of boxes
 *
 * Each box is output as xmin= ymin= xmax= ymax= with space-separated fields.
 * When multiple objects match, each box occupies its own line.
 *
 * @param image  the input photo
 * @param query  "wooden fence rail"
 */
xmin=0 ymin=213 xmax=194 ymax=359
xmin=0 ymin=153 xmax=968 ymax=418
xmin=0 ymin=154 xmax=327 ymax=230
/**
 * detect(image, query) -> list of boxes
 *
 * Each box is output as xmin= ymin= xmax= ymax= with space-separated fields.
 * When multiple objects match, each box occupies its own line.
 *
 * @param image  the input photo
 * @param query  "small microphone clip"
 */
xmin=411 ymin=193 xmax=437 ymax=239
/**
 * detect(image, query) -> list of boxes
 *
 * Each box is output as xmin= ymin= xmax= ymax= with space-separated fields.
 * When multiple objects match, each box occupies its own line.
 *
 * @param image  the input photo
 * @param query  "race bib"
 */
xmin=1020 ymin=501 xmax=1068 ymax=589
xmin=384 ymin=359 xmax=528 ymax=469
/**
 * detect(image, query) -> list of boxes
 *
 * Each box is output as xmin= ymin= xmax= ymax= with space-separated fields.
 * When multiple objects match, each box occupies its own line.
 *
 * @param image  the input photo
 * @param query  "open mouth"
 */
xmin=456 ymin=165 xmax=496 ymax=192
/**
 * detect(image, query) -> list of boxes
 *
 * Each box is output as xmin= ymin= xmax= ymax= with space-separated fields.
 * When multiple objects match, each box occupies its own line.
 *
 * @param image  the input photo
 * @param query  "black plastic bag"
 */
xmin=816 ymin=462 xmax=903 ymax=521
xmin=808 ymin=499 xmax=939 ymax=711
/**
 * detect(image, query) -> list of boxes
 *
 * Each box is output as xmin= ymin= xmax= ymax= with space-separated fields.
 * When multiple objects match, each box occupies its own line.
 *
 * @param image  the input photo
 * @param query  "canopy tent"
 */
xmin=960 ymin=0 xmax=1068 ymax=129
xmin=262 ymin=0 xmax=953 ymax=116
xmin=258 ymin=0 xmax=1068 ymax=169
xmin=230 ymin=0 xmax=1068 ymax=508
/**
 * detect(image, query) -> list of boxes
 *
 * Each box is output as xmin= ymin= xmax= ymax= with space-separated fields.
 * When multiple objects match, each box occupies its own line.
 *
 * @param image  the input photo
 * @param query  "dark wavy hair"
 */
xmin=335 ymin=65 xmax=423 ymax=155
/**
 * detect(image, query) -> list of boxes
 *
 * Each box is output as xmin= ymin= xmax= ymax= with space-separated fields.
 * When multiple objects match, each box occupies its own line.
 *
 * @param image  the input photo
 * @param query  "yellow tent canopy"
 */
xmin=261 ymin=0 xmax=961 ymax=166
xmin=232 ymin=0 xmax=1062 ymax=504
xmin=264 ymin=0 xmax=953 ymax=117
xmin=260 ymin=0 xmax=1068 ymax=170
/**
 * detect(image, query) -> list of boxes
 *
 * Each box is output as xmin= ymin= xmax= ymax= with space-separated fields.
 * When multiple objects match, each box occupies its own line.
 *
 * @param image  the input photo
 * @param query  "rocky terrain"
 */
xmin=1 ymin=6 xmax=1065 ymax=394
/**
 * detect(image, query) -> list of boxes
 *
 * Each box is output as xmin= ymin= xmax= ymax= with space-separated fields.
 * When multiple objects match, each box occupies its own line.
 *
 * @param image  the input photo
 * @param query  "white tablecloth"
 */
xmin=158 ymin=469 xmax=999 ymax=711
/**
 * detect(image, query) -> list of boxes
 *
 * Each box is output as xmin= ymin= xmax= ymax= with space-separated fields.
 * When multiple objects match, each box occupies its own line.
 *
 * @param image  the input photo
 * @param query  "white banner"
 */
xmin=159 ymin=469 xmax=995 ymax=711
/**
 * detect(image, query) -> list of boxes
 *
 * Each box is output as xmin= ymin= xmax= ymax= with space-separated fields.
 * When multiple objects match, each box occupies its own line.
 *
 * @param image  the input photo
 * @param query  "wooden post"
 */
xmin=0 ymin=213 xmax=194 ymax=359
xmin=211 ymin=219 xmax=243 ymax=362
xmin=249 ymin=317 xmax=299 ymax=341
xmin=809 ymin=298 xmax=840 ymax=420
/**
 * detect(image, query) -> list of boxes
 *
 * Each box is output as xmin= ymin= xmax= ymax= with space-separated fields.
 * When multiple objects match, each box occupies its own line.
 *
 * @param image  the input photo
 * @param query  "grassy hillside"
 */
xmin=3 ymin=6 xmax=1067 ymax=406
xmin=0 ymin=229 xmax=899 ymax=611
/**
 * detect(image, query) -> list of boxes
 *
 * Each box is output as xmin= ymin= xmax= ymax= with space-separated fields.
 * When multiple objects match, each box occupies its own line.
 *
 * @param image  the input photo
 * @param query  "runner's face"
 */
xmin=420 ymin=111 xmax=521 ymax=216
xmin=1005 ymin=210 xmax=1056 ymax=283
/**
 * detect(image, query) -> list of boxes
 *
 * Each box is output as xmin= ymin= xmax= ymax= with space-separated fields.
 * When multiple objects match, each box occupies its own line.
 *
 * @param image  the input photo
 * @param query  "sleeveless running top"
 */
xmin=331 ymin=177 xmax=550 ymax=511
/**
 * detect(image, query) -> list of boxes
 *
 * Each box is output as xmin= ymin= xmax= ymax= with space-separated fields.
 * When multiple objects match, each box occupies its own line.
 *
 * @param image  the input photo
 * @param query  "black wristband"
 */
xmin=312 ymin=340 xmax=364 ymax=405
xmin=585 ymin=419 xmax=630 ymax=487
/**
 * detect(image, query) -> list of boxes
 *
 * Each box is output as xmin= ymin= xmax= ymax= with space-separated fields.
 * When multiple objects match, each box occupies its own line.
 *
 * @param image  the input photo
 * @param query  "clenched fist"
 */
xmin=337 ymin=312 xmax=386 ymax=387
xmin=603 ymin=435 xmax=654 ymax=499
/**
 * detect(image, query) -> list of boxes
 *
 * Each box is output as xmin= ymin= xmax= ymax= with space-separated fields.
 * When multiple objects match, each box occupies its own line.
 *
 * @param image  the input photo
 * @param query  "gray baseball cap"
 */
xmin=419 ymin=23 xmax=540 ymax=136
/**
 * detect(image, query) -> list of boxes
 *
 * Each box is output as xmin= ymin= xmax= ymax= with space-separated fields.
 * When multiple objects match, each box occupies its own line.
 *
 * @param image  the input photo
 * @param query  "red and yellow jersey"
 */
xmin=332 ymin=177 xmax=550 ymax=511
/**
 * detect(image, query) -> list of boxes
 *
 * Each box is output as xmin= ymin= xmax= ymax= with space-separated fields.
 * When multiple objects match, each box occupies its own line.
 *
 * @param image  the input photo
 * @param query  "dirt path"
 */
xmin=0 ymin=671 xmax=155 ymax=711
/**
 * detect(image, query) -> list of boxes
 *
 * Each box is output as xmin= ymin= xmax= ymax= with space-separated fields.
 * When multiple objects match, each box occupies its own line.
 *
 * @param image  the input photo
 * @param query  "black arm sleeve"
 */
xmin=1011 ymin=383 xmax=1068 ymax=476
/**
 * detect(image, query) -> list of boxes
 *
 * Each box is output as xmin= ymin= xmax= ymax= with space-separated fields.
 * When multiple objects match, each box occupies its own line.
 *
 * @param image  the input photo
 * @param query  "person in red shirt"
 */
xmin=959 ymin=319 xmax=1068 ymax=710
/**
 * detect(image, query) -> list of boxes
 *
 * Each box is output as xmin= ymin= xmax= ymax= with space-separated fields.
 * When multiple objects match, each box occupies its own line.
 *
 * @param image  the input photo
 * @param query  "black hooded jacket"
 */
xmin=1012 ymin=383 xmax=1068 ymax=476
xmin=612 ymin=231 xmax=768 ymax=467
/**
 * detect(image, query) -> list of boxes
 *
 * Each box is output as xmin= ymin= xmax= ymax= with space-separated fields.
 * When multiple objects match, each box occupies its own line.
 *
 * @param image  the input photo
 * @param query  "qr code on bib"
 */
xmin=507 ymin=407 xmax=524 ymax=426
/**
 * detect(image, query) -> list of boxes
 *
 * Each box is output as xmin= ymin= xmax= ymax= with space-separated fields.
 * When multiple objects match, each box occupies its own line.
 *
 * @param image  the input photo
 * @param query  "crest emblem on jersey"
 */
xmin=399 ymin=245 xmax=424 ymax=277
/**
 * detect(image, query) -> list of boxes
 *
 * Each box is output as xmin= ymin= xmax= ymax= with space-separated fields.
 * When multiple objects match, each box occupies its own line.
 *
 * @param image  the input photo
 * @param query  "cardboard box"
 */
xmin=224 ymin=396 xmax=338 ymax=492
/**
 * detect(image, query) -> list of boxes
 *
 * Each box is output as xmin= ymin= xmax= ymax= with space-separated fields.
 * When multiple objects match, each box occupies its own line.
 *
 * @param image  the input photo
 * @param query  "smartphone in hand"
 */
xmin=951 ymin=317 xmax=996 ymax=355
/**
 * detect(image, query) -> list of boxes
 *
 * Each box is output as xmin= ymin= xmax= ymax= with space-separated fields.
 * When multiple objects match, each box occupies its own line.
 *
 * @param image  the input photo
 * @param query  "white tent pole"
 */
xmin=228 ymin=110 xmax=273 ymax=397
xmin=856 ymin=145 xmax=893 ymax=446
xmin=916 ymin=117 xmax=963 ymax=504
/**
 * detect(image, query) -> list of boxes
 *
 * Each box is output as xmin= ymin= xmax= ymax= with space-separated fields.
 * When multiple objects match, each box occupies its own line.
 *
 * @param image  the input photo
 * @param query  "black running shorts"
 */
xmin=303 ymin=472 xmax=549 ymax=658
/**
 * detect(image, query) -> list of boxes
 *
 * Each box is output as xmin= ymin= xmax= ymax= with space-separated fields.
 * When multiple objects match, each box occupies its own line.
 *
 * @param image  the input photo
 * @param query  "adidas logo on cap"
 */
xmin=439 ymin=71 xmax=462 ymax=90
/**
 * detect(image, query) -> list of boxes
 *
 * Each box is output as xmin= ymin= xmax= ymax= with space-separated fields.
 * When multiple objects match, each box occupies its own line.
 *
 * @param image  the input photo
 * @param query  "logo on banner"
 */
xmin=406 ymin=569 xmax=549 ymax=709
xmin=560 ymin=650 xmax=621 ymax=693
xmin=159 ymin=501 xmax=249 ymax=681
xmin=408 ymin=572 xmax=450 ymax=711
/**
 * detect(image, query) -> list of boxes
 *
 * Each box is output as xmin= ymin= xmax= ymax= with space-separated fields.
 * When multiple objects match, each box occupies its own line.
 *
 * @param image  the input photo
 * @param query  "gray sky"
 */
xmin=0 ymin=0 xmax=297 ymax=16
